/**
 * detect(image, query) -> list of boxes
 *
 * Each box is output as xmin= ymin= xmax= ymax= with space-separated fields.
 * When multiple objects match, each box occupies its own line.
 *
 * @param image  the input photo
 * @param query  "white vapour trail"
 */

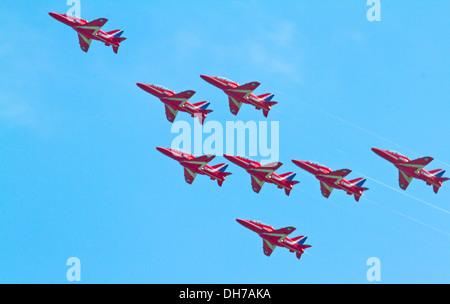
xmin=363 ymin=197 xmax=450 ymax=238
xmin=325 ymin=113 xmax=401 ymax=147
xmin=356 ymin=172 xmax=450 ymax=215
xmin=435 ymin=160 xmax=450 ymax=169
xmin=324 ymin=112 xmax=450 ymax=169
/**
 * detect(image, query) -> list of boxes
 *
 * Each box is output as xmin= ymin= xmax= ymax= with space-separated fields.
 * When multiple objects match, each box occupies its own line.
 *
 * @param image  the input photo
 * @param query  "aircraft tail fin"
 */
xmin=210 ymin=163 xmax=232 ymax=187
xmin=211 ymin=163 xmax=229 ymax=173
xmin=257 ymin=93 xmax=275 ymax=102
xmin=278 ymin=172 xmax=300 ymax=196
xmin=348 ymin=178 xmax=367 ymax=187
xmin=192 ymin=101 xmax=213 ymax=125
xmin=291 ymin=236 xmax=307 ymax=245
xmin=193 ymin=101 xmax=211 ymax=110
xmin=106 ymin=29 xmax=124 ymax=38
xmin=278 ymin=172 xmax=297 ymax=182
xmin=429 ymin=169 xmax=446 ymax=178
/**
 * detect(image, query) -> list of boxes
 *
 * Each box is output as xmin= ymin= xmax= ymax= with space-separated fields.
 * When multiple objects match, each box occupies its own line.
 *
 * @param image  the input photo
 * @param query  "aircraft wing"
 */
xmin=248 ymin=162 xmax=283 ymax=179
xmin=180 ymin=155 xmax=215 ymax=172
xmin=165 ymin=90 xmax=196 ymax=108
xmin=184 ymin=167 xmax=197 ymax=184
xmin=228 ymin=82 xmax=261 ymax=99
xmin=262 ymin=227 xmax=296 ymax=240
xmin=399 ymin=170 xmax=413 ymax=190
xmin=251 ymin=175 xmax=265 ymax=193
xmin=319 ymin=169 xmax=352 ymax=184
xmin=320 ymin=182 xmax=334 ymax=198
xmin=398 ymin=157 xmax=434 ymax=174
xmin=263 ymin=240 xmax=277 ymax=257
xmin=78 ymin=33 xmax=92 ymax=52
xmin=77 ymin=18 xmax=108 ymax=35
xmin=228 ymin=96 xmax=243 ymax=115
xmin=165 ymin=104 xmax=179 ymax=123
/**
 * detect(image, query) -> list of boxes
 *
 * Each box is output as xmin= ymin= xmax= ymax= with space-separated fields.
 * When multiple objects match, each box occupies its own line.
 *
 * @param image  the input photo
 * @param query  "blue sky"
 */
xmin=0 ymin=1 xmax=448 ymax=283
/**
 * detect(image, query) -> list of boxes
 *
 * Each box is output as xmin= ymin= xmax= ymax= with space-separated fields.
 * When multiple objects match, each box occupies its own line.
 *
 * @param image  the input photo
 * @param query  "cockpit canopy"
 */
xmin=154 ymin=84 xmax=170 ymax=91
xmin=217 ymin=76 xmax=232 ymax=82
xmin=250 ymin=220 xmax=268 ymax=226
xmin=170 ymin=148 xmax=190 ymax=157
xmin=388 ymin=150 xmax=405 ymax=157
xmin=306 ymin=161 xmax=325 ymax=167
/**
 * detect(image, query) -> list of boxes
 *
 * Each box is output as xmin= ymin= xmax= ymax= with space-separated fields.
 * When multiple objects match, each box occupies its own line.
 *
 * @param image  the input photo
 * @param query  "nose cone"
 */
xmin=223 ymin=154 xmax=232 ymax=159
xmin=200 ymin=75 xmax=219 ymax=86
xmin=156 ymin=147 xmax=174 ymax=157
xmin=236 ymin=219 xmax=246 ymax=225
xmin=236 ymin=219 xmax=251 ymax=228
xmin=136 ymin=83 xmax=147 ymax=90
xmin=371 ymin=148 xmax=386 ymax=157
xmin=137 ymin=83 xmax=156 ymax=94
xmin=292 ymin=159 xmax=304 ymax=166
xmin=371 ymin=148 xmax=397 ymax=163
xmin=236 ymin=219 xmax=260 ymax=232
xmin=200 ymin=75 xmax=212 ymax=81
xmin=49 ymin=12 xmax=61 ymax=20
xmin=223 ymin=154 xmax=238 ymax=164
xmin=49 ymin=12 xmax=69 ymax=23
xmin=292 ymin=159 xmax=308 ymax=169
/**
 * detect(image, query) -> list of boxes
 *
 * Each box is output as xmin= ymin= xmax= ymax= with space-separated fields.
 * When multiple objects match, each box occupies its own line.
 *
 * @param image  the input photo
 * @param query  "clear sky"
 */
xmin=0 ymin=1 xmax=448 ymax=283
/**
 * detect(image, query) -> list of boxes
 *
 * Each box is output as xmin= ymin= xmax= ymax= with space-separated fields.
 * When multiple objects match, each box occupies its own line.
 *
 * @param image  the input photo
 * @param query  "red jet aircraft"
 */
xmin=49 ymin=13 xmax=126 ymax=53
xmin=157 ymin=147 xmax=232 ymax=187
xmin=371 ymin=148 xmax=449 ymax=193
xmin=137 ymin=83 xmax=213 ymax=125
xmin=292 ymin=160 xmax=369 ymax=202
xmin=200 ymin=75 xmax=277 ymax=117
xmin=236 ymin=219 xmax=311 ymax=260
xmin=223 ymin=155 xmax=299 ymax=196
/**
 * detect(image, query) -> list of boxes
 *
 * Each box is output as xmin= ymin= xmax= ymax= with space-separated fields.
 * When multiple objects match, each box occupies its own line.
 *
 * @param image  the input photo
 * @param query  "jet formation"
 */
xmin=135 ymin=78 xmax=445 ymax=199
xmin=47 ymin=10 xmax=448 ymax=263
xmin=49 ymin=13 xmax=126 ymax=53
xmin=236 ymin=219 xmax=311 ymax=260
xmin=372 ymin=148 xmax=449 ymax=193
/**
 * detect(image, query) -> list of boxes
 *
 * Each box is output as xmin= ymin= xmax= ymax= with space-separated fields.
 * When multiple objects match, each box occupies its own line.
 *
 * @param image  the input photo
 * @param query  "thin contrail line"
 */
xmin=323 ymin=112 xmax=450 ymax=169
xmin=356 ymin=172 xmax=450 ymax=215
xmin=325 ymin=112 xmax=400 ymax=146
xmin=435 ymin=160 xmax=450 ymax=169
xmin=363 ymin=197 xmax=450 ymax=238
